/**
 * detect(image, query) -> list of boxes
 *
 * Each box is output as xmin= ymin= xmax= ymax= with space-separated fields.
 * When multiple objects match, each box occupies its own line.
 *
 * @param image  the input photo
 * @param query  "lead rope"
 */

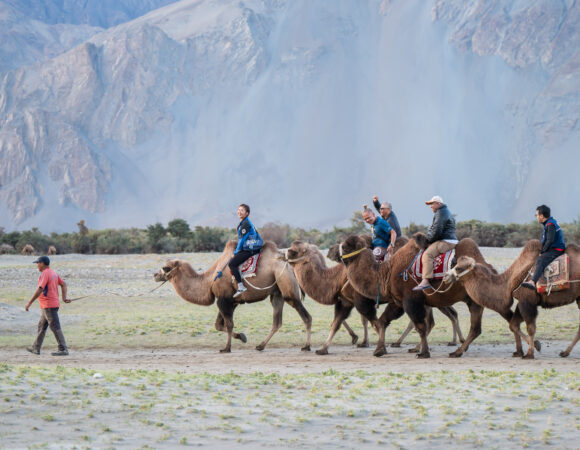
xmin=241 ymin=261 xmax=290 ymax=291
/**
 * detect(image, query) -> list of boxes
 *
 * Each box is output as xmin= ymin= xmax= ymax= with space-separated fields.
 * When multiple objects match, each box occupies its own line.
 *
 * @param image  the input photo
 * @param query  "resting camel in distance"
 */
xmin=327 ymin=240 xmax=465 ymax=352
xmin=446 ymin=240 xmax=580 ymax=358
xmin=47 ymin=245 xmax=57 ymax=255
xmin=339 ymin=233 xmax=496 ymax=358
xmin=154 ymin=240 xmax=312 ymax=353
xmin=21 ymin=244 xmax=35 ymax=255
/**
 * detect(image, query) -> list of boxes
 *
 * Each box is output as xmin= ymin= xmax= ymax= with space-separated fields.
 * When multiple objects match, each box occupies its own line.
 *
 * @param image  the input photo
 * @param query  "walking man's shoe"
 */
xmin=51 ymin=350 xmax=69 ymax=356
xmin=26 ymin=347 xmax=40 ymax=355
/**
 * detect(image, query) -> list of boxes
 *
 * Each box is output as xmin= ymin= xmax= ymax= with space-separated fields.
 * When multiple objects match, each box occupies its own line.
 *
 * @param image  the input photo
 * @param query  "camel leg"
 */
xmin=407 ymin=307 xmax=435 ymax=353
xmin=316 ymin=301 xmax=354 ymax=355
xmin=559 ymin=299 xmax=580 ymax=357
xmin=449 ymin=298 xmax=483 ymax=358
xmin=358 ymin=315 xmax=369 ymax=348
xmin=402 ymin=296 xmax=430 ymax=358
xmin=375 ymin=302 xmax=405 ymax=357
xmin=340 ymin=319 xmax=359 ymax=346
xmin=515 ymin=300 xmax=541 ymax=359
xmin=216 ymin=297 xmax=236 ymax=353
xmin=213 ymin=311 xmax=247 ymax=344
xmin=509 ymin=305 xmax=526 ymax=357
xmin=391 ymin=320 xmax=414 ymax=348
xmin=284 ymin=295 xmax=313 ymax=352
xmin=438 ymin=306 xmax=465 ymax=346
xmin=255 ymin=293 xmax=285 ymax=351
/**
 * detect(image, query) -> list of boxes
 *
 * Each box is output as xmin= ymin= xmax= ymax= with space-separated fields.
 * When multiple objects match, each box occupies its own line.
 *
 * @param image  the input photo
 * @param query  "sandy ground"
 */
xmin=2 ymin=341 xmax=579 ymax=374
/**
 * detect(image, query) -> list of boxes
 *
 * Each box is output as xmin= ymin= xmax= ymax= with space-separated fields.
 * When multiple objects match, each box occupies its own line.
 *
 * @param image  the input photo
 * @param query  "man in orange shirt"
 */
xmin=25 ymin=256 xmax=70 ymax=356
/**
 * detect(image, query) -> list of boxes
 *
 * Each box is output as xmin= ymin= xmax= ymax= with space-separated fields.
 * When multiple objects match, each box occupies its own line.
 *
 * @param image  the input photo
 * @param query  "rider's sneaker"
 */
xmin=233 ymin=284 xmax=247 ymax=298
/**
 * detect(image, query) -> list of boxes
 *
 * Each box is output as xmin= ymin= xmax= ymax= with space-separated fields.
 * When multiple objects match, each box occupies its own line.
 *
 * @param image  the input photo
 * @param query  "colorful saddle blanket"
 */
xmin=240 ymin=254 xmax=261 ymax=278
xmin=411 ymin=249 xmax=455 ymax=279
xmin=535 ymin=254 xmax=570 ymax=294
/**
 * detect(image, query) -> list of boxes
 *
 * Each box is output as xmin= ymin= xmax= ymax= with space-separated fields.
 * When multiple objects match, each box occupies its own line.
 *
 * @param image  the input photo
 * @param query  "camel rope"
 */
xmin=340 ymin=247 xmax=365 ymax=260
xmin=67 ymin=277 xmax=172 ymax=302
xmin=241 ymin=261 xmax=290 ymax=291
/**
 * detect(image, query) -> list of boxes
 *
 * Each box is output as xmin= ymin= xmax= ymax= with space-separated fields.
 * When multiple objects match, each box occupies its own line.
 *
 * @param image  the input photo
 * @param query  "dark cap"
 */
xmin=33 ymin=256 xmax=50 ymax=265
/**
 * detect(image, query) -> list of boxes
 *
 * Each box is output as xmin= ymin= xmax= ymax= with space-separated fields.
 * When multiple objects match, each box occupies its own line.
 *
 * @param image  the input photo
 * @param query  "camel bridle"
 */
xmin=444 ymin=262 xmax=475 ymax=284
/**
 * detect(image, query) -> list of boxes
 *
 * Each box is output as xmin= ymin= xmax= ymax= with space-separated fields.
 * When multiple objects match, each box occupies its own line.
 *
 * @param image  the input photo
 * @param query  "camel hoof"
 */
xmin=447 ymin=342 xmax=457 ymax=347
xmin=408 ymin=348 xmax=419 ymax=353
xmin=559 ymin=351 xmax=570 ymax=358
xmin=373 ymin=347 xmax=387 ymax=357
xmin=301 ymin=345 xmax=311 ymax=352
xmin=390 ymin=343 xmax=402 ymax=348
xmin=255 ymin=345 xmax=265 ymax=352
xmin=534 ymin=340 xmax=541 ymax=352
xmin=357 ymin=341 xmax=370 ymax=348
xmin=351 ymin=335 xmax=359 ymax=345
xmin=449 ymin=350 xmax=463 ymax=358
xmin=237 ymin=333 xmax=247 ymax=343
xmin=219 ymin=348 xmax=231 ymax=353
xmin=523 ymin=353 xmax=535 ymax=360
xmin=315 ymin=348 xmax=329 ymax=356
xmin=512 ymin=351 xmax=524 ymax=358
xmin=416 ymin=352 xmax=430 ymax=359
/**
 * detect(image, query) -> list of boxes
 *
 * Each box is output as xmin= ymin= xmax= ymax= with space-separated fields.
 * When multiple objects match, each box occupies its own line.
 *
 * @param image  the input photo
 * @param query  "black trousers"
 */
xmin=532 ymin=248 xmax=564 ymax=283
xmin=228 ymin=249 xmax=260 ymax=283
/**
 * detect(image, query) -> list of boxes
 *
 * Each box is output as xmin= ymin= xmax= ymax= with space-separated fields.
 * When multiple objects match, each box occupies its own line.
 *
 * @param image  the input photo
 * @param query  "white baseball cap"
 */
xmin=425 ymin=195 xmax=444 ymax=205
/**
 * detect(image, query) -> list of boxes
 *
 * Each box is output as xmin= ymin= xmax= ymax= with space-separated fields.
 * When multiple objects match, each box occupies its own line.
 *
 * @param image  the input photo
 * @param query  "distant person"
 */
xmin=228 ymin=204 xmax=264 ymax=298
xmin=413 ymin=195 xmax=457 ymax=291
xmin=25 ymin=256 xmax=70 ymax=356
xmin=362 ymin=208 xmax=397 ymax=262
xmin=372 ymin=195 xmax=402 ymax=237
xmin=521 ymin=204 xmax=565 ymax=291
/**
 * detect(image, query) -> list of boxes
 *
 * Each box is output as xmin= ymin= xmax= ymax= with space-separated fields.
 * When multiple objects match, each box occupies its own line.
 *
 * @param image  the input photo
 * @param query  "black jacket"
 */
xmin=426 ymin=204 xmax=457 ymax=243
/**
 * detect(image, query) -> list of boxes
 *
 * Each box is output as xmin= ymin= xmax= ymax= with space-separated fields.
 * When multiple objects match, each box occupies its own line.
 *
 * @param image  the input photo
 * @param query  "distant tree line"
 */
xmin=1 ymin=214 xmax=579 ymax=255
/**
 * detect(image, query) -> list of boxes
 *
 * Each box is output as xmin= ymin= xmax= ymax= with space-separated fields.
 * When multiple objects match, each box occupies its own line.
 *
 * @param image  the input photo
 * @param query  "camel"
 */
xmin=446 ymin=241 xmax=580 ymax=358
xmin=339 ymin=233 xmax=495 ymax=358
xmin=154 ymin=240 xmax=312 ymax=353
xmin=47 ymin=245 xmax=57 ymax=255
xmin=283 ymin=240 xmax=381 ymax=354
xmin=21 ymin=244 xmax=35 ymax=255
xmin=327 ymin=240 xmax=465 ymax=352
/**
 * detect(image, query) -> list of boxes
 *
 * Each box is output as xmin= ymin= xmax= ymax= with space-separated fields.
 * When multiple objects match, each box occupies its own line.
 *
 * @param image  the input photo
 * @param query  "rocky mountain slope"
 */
xmin=0 ymin=0 xmax=578 ymax=230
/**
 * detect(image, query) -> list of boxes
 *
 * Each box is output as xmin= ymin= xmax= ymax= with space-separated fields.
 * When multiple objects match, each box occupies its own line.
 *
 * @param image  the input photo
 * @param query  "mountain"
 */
xmin=0 ymin=0 xmax=578 ymax=231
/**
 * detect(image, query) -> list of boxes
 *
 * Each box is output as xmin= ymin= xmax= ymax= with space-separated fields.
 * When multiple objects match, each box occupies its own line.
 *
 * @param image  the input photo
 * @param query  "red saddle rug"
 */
xmin=240 ymin=254 xmax=261 ymax=278
xmin=411 ymin=249 xmax=455 ymax=279
xmin=534 ymin=254 xmax=570 ymax=294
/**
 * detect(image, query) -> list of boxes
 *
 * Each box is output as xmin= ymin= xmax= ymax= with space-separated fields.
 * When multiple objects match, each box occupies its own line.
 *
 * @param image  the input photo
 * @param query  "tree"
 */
xmin=167 ymin=218 xmax=192 ymax=239
xmin=147 ymin=223 xmax=166 ymax=253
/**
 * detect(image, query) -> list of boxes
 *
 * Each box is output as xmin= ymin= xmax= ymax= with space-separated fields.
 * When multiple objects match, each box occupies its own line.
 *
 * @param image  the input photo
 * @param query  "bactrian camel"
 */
xmin=154 ymin=240 xmax=312 ymax=353
xmin=446 ymin=240 xmax=580 ymax=358
xmin=339 ymin=233 xmax=495 ymax=358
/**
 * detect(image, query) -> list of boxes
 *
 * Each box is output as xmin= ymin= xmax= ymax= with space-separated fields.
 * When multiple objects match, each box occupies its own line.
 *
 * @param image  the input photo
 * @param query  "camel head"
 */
xmin=443 ymin=256 xmax=476 ymax=284
xmin=154 ymin=260 xmax=181 ymax=282
xmin=339 ymin=235 xmax=368 ymax=265
xmin=285 ymin=240 xmax=311 ymax=264
xmin=327 ymin=244 xmax=341 ymax=263
xmin=411 ymin=232 xmax=429 ymax=250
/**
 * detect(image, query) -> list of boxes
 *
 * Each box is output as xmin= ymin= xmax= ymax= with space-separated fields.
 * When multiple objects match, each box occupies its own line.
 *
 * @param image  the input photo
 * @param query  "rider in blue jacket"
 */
xmin=362 ymin=208 xmax=397 ymax=262
xmin=522 ymin=204 xmax=565 ymax=290
xmin=228 ymin=204 xmax=263 ymax=297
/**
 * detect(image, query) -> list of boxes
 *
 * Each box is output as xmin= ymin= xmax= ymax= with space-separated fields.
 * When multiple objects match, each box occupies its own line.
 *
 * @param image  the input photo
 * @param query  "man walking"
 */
xmin=25 ymin=255 xmax=70 ymax=356
xmin=413 ymin=196 xmax=458 ymax=291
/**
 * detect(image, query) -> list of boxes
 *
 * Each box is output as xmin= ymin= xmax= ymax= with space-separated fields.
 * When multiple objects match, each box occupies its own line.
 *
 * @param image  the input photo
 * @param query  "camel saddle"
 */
xmin=411 ymin=249 xmax=455 ymax=280
xmin=535 ymin=254 xmax=570 ymax=294
xmin=240 ymin=254 xmax=261 ymax=278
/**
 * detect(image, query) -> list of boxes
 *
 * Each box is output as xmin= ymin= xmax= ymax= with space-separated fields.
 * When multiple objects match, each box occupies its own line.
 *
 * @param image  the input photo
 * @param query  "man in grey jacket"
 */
xmin=413 ymin=195 xmax=458 ymax=291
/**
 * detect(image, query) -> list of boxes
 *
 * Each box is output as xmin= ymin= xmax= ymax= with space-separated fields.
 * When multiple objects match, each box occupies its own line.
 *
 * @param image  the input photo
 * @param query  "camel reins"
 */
xmin=66 ymin=276 xmax=172 ymax=302
xmin=340 ymin=247 xmax=366 ymax=260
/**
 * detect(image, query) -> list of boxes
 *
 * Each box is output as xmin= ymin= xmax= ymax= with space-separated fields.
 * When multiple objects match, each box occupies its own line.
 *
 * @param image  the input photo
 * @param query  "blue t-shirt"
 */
xmin=371 ymin=216 xmax=392 ymax=249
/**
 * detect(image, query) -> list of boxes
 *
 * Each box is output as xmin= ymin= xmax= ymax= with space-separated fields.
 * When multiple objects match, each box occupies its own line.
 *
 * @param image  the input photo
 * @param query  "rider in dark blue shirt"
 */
xmin=362 ymin=208 xmax=397 ymax=262
xmin=228 ymin=204 xmax=263 ymax=297
xmin=522 ymin=204 xmax=565 ymax=291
